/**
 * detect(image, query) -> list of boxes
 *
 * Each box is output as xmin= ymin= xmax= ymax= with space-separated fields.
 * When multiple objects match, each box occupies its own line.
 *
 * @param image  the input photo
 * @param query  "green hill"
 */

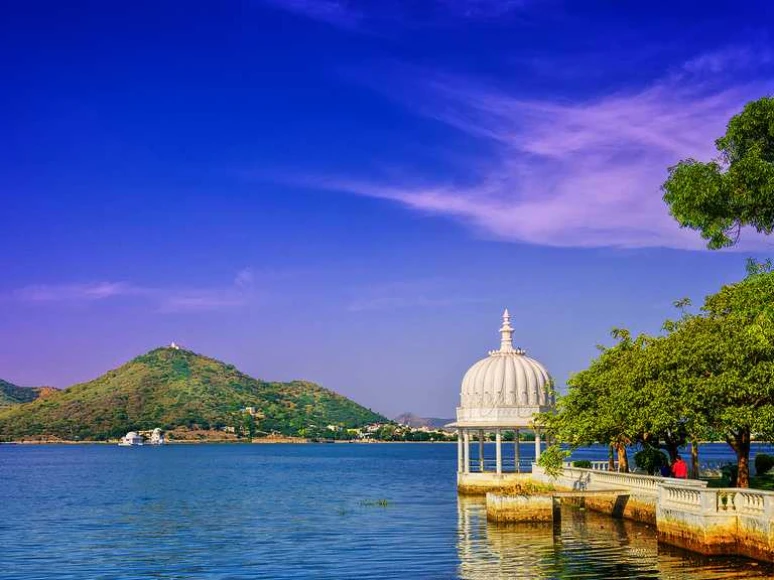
xmin=0 ymin=379 xmax=57 ymax=408
xmin=0 ymin=347 xmax=386 ymax=441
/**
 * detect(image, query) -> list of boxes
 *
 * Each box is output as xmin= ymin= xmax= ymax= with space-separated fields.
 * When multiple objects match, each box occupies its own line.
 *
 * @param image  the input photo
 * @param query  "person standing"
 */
xmin=672 ymin=455 xmax=688 ymax=479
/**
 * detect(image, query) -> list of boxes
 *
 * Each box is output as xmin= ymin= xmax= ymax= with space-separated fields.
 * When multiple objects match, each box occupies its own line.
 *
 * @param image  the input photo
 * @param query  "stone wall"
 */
xmin=657 ymin=484 xmax=774 ymax=561
xmin=485 ymin=493 xmax=556 ymax=522
xmin=528 ymin=464 xmax=774 ymax=563
xmin=530 ymin=465 xmax=690 ymax=524
xmin=457 ymin=472 xmax=533 ymax=496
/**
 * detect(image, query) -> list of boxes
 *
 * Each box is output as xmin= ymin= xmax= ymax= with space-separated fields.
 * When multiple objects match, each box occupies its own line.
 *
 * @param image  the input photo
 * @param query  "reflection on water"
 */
xmin=457 ymin=496 xmax=774 ymax=579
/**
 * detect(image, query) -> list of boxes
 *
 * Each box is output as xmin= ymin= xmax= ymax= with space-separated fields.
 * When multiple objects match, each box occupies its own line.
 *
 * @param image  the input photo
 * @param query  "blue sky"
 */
xmin=2 ymin=0 xmax=774 ymax=418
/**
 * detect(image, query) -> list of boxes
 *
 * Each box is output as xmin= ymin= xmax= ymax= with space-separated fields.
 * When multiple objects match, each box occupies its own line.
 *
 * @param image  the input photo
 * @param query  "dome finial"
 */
xmin=499 ymin=308 xmax=514 ymax=353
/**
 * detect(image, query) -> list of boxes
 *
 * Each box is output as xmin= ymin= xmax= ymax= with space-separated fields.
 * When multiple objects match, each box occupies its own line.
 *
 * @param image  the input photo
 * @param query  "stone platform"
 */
xmin=457 ymin=472 xmax=534 ymax=495
xmin=487 ymin=464 xmax=774 ymax=563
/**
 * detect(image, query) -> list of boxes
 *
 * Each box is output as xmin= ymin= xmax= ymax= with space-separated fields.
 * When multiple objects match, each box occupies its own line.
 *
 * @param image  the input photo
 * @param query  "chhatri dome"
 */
xmin=449 ymin=309 xmax=555 ymax=492
xmin=456 ymin=308 xmax=555 ymax=427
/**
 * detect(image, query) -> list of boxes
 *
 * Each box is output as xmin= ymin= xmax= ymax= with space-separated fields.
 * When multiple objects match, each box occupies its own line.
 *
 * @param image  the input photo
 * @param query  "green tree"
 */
xmin=665 ymin=268 xmax=774 ymax=487
xmin=542 ymin=323 xmax=711 ymax=477
xmin=540 ymin=329 xmax=647 ymax=472
xmin=662 ymin=96 xmax=774 ymax=249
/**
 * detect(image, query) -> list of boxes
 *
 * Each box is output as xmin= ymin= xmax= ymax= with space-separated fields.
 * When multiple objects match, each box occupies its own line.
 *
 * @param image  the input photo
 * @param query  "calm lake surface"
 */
xmin=3 ymin=443 xmax=774 ymax=579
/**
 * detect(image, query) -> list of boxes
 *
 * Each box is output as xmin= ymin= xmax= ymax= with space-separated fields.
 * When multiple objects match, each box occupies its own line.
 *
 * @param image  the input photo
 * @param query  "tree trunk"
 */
xmin=616 ymin=443 xmax=629 ymax=473
xmin=728 ymin=428 xmax=751 ymax=488
xmin=664 ymin=441 xmax=679 ymax=463
xmin=608 ymin=444 xmax=616 ymax=471
xmin=691 ymin=439 xmax=700 ymax=479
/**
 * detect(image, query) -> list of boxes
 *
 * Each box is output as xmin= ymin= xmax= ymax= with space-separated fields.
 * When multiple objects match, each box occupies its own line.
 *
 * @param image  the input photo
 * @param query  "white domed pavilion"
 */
xmin=449 ymin=309 xmax=555 ymax=492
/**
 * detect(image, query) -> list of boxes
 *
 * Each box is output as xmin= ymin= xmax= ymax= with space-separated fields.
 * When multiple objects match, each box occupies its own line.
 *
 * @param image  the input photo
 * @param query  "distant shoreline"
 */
xmin=0 ymin=439 xmax=457 ymax=445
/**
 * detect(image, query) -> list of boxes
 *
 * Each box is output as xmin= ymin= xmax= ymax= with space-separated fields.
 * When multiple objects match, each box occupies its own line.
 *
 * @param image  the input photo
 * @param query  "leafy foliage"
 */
xmin=542 ymin=267 xmax=774 ymax=487
xmin=662 ymin=96 xmax=774 ymax=249
xmin=633 ymin=445 xmax=668 ymax=476
xmin=0 ymin=348 xmax=386 ymax=441
xmin=721 ymin=464 xmax=739 ymax=488
xmin=536 ymin=444 xmax=570 ymax=478
xmin=504 ymin=480 xmax=556 ymax=497
xmin=755 ymin=453 xmax=774 ymax=475
xmin=669 ymin=268 xmax=774 ymax=486
xmin=0 ymin=380 xmax=56 ymax=408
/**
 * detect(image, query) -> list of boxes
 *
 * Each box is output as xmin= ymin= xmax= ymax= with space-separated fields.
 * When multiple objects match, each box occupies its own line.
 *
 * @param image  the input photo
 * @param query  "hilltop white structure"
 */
xmin=449 ymin=309 xmax=555 ymax=491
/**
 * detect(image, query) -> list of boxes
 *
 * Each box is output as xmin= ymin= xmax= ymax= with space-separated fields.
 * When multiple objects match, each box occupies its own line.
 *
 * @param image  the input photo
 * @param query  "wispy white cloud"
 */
xmin=260 ymin=0 xmax=532 ymax=29
xmin=347 ymin=279 xmax=484 ymax=311
xmin=13 ymin=269 xmax=257 ymax=313
xmin=682 ymin=45 xmax=774 ymax=75
xmin=261 ymin=0 xmax=362 ymax=29
xmin=436 ymin=0 xmax=530 ymax=18
xmin=15 ymin=282 xmax=146 ymax=302
xmin=299 ymin=49 xmax=774 ymax=250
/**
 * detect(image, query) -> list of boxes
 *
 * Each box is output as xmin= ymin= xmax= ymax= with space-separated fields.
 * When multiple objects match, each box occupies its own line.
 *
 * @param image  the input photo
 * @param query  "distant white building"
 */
xmin=149 ymin=428 xmax=165 ymax=445
xmin=169 ymin=342 xmax=180 ymax=350
xmin=118 ymin=431 xmax=143 ymax=446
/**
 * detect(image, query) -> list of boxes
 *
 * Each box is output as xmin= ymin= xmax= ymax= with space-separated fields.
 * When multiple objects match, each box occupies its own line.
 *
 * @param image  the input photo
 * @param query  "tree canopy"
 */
xmin=662 ymin=96 xmax=774 ymax=249
xmin=543 ymin=266 xmax=774 ymax=487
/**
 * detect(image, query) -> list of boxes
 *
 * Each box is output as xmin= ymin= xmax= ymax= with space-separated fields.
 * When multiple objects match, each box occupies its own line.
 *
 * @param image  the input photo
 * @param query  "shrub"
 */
xmin=720 ymin=463 xmax=738 ymax=487
xmin=755 ymin=453 xmax=774 ymax=475
xmin=572 ymin=460 xmax=592 ymax=468
xmin=537 ymin=444 xmax=571 ymax=478
xmin=505 ymin=480 xmax=556 ymax=496
xmin=634 ymin=446 xmax=668 ymax=475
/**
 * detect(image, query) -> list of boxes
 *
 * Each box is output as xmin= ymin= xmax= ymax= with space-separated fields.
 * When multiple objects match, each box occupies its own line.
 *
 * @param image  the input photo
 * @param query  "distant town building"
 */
xmin=169 ymin=342 xmax=180 ymax=350
xmin=118 ymin=431 xmax=143 ymax=446
xmin=149 ymin=428 xmax=165 ymax=445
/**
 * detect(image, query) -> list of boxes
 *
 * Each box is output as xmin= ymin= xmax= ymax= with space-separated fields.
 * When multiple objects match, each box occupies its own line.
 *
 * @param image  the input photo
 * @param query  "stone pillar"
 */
xmin=495 ymin=429 xmax=502 ymax=475
xmin=534 ymin=430 xmax=541 ymax=462
xmin=457 ymin=429 xmax=464 ymax=474
xmin=463 ymin=429 xmax=470 ymax=474
xmin=478 ymin=430 xmax=485 ymax=472
xmin=515 ymin=429 xmax=521 ymax=473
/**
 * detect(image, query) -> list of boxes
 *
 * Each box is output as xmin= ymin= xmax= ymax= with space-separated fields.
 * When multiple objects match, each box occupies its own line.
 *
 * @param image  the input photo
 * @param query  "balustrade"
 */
xmin=659 ymin=484 xmax=703 ymax=511
xmin=737 ymin=491 xmax=767 ymax=515
xmin=468 ymin=458 xmax=534 ymax=473
xmin=656 ymin=484 xmax=774 ymax=516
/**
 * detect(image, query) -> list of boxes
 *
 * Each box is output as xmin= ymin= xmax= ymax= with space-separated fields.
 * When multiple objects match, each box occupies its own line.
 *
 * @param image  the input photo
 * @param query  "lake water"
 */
xmin=3 ymin=443 xmax=774 ymax=579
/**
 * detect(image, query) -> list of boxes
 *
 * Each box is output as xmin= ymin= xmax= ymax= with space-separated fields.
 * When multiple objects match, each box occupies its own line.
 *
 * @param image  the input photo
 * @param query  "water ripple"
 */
xmin=2 ymin=443 xmax=774 ymax=579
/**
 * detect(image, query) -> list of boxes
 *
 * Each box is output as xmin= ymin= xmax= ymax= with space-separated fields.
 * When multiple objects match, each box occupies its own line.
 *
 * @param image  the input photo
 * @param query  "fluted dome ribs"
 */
xmin=455 ymin=309 xmax=555 ymax=427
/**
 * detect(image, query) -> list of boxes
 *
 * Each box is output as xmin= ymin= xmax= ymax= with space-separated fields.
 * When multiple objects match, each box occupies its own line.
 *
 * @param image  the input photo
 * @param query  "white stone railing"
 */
xmin=658 ymin=484 xmax=704 ymax=512
xmin=593 ymin=470 xmax=663 ymax=494
xmin=655 ymin=483 xmax=774 ymax=561
xmin=736 ymin=490 xmax=769 ymax=515
xmin=468 ymin=458 xmax=535 ymax=473
xmin=532 ymin=464 xmax=774 ymax=562
xmin=535 ymin=464 xmax=707 ymax=497
xmin=563 ymin=460 xmax=612 ymax=471
xmin=658 ymin=484 xmax=774 ymax=516
xmin=712 ymin=488 xmax=773 ymax=516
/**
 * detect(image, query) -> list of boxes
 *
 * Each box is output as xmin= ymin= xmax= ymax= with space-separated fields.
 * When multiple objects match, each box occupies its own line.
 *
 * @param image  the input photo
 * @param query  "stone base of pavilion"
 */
xmin=457 ymin=472 xmax=535 ymax=496
xmin=450 ymin=422 xmax=545 ymax=496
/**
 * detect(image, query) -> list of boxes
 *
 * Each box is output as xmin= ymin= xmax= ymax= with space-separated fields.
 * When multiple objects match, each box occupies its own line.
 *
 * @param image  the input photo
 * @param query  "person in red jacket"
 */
xmin=672 ymin=455 xmax=688 ymax=479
